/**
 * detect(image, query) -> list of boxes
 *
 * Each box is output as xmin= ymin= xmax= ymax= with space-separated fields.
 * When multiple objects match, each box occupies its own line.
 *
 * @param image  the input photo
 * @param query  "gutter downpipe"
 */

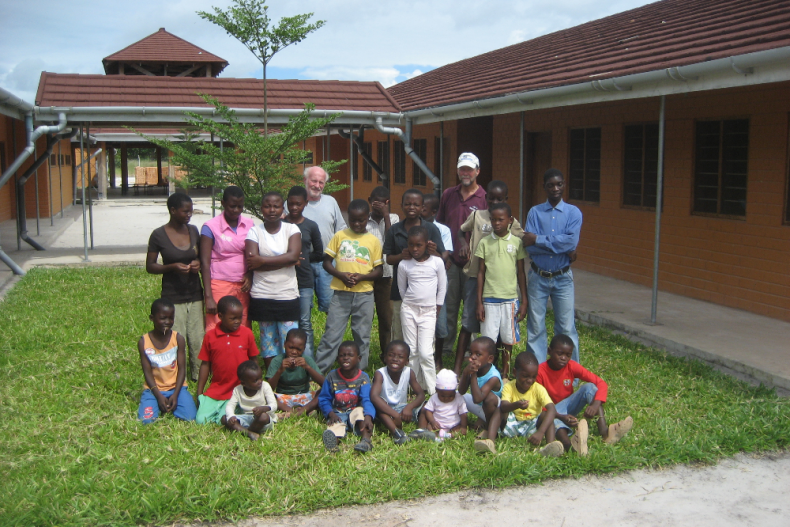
xmin=349 ymin=125 xmax=354 ymax=200
xmin=79 ymin=126 xmax=89 ymax=262
xmin=650 ymin=95 xmax=666 ymax=325
xmin=373 ymin=117 xmax=440 ymax=191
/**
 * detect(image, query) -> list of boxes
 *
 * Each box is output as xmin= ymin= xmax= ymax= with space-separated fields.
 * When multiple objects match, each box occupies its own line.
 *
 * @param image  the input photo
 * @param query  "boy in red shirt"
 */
xmin=536 ymin=334 xmax=633 ymax=455
xmin=196 ymin=296 xmax=260 ymax=424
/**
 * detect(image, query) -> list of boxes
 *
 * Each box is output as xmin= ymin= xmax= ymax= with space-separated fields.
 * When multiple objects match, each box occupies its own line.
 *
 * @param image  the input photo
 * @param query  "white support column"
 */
xmin=97 ymin=143 xmax=108 ymax=200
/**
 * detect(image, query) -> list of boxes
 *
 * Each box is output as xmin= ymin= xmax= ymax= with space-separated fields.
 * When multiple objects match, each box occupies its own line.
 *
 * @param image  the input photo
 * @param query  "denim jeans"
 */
xmin=138 ymin=388 xmax=197 ymax=424
xmin=527 ymin=268 xmax=579 ymax=364
xmin=553 ymin=382 xmax=597 ymax=431
xmin=299 ymin=287 xmax=315 ymax=360
xmin=311 ymin=262 xmax=335 ymax=313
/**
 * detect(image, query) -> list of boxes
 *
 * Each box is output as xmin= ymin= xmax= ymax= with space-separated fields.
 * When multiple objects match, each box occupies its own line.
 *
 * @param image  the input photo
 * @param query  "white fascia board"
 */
xmin=406 ymin=47 xmax=790 ymax=125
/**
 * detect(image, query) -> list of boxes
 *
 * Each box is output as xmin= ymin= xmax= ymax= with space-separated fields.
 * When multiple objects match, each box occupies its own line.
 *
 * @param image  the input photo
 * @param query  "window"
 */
xmin=377 ymin=140 xmax=390 ymax=185
xmin=623 ymin=123 xmax=659 ymax=208
xmin=50 ymin=154 xmax=57 ymax=166
xmin=302 ymin=151 xmax=313 ymax=165
xmin=694 ymin=119 xmax=748 ymax=216
xmin=393 ymin=140 xmax=406 ymax=184
xmin=360 ymin=141 xmax=372 ymax=182
xmin=412 ymin=138 xmax=427 ymax=186
xmin=65 ymin=154 xmax=72 ymax=166
xmin=568 ymin=128 xmax=601 ymax=202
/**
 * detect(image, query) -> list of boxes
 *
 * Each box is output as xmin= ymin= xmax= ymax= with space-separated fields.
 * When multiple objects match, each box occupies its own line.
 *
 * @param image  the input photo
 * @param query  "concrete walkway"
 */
xmin=1 ymin=200 xmax=788 ymax=394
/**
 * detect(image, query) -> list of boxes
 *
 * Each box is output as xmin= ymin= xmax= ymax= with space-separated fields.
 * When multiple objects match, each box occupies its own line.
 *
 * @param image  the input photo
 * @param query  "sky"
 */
xmin=0 ymin=0 xmax=655 ymax=104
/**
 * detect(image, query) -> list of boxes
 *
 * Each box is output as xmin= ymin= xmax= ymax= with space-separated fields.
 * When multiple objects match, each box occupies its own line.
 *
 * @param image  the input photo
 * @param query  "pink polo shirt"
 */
xmin=201 ymin=213 xmax=253 ymax=283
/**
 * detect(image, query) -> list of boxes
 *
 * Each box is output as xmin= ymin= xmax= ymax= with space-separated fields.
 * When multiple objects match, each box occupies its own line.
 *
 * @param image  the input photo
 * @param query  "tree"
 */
xmin=135 ymin=95 xmax=345 ymax=221
xmin=198 ymin=0 xmax=325 ymax=135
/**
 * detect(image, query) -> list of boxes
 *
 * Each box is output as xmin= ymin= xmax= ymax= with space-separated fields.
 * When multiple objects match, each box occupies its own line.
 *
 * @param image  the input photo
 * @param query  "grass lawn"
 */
xmin=1 ymin=267 xmax=788 ymax=526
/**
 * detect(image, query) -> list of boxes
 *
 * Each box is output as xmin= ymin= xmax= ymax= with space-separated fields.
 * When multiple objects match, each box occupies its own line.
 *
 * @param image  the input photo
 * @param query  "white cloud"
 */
xmin=507 ymin=29 xmax=527 ymax=45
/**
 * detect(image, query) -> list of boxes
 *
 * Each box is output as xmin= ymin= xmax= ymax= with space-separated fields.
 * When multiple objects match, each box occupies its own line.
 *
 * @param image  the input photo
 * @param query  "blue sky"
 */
xmin=0 ymin=0 xmax=654 ymax=103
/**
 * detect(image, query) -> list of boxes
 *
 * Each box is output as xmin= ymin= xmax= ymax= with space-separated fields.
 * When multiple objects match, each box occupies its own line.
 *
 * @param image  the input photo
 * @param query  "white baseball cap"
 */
xmin=457 ymin=152 xmax=479 ymax=169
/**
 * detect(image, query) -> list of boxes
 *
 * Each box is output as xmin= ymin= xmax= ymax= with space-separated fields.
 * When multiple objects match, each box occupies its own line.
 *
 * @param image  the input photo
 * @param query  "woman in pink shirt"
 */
xmin=199 ymin=186 xmax=254 ymax=332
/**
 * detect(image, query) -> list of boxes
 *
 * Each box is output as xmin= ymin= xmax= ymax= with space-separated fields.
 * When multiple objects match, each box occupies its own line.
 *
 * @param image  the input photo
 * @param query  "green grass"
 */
xmin=1 ymin=267 xmax=788 ymax=526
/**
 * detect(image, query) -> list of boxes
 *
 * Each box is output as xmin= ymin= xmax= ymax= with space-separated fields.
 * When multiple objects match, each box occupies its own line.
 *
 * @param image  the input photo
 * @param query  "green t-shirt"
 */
xmin=265 ymin=354 xmax=320 ymax=395
xmin=474 ymin=230 xmax=526 ymax=299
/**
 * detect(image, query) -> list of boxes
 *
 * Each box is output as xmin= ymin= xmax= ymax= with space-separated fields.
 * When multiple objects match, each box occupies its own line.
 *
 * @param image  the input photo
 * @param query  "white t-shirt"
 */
xmin=433 ymin=220 xmax=453 ymax=252
xmin=225 ymin=381 xmax=278 ymax=423
xmin=397 ymin=255 xmax=447 ymax=307
xmin=246 ymin=222 xmax=300 ymax=300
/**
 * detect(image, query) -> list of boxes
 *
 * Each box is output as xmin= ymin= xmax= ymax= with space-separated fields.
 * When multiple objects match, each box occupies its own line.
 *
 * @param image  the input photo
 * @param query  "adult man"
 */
xmin=523 ymin=168 xmax=582 ymax=364
xmin=435 ymin=153 xmax=487 ymax=371
xmin=302 ymin=166 xmax=347 ymax=313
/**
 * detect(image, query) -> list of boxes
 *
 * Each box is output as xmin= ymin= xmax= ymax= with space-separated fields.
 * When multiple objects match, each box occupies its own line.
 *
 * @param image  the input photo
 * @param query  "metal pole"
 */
xmin=210 ymin=132 xmax=215 ymax=217
xmin=79 ymin=125 xmax=89 ymax=262
xmin=519 ymin=111 xmax=525 ymax=222
xmin=650 ymin=95 xmax=666 ymax=324
xmin=48 ymin=145 xmax=54 ymax=226
xmin=87 ymin=123 xmax=94 ymax=250
xmin=327 ymin=125 xmax=331 ymax=165
xmin=12 ymin=119 xmax=21 ymax=250
xmin=439 ymin=122 xmax=444 ymax=195
xmin=57 ymin=140 xmax=64 ymax=218
xmin=349 ymin=126 xmax=354 ymax=201
xmin=34 ymin=142 xmax=40 ymax=235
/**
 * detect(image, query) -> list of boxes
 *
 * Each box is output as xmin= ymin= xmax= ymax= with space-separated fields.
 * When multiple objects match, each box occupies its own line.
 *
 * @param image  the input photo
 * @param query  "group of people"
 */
xmin=138 ymin=155 xmax=633 ymax=455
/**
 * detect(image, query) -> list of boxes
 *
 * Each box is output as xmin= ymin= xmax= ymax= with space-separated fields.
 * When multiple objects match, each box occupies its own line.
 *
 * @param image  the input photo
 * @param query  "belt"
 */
xmin=531 ymin=262 xmax=570 ymax=278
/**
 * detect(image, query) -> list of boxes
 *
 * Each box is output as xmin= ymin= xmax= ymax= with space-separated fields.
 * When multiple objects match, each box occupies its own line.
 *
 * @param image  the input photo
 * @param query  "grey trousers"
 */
xmin=173 ymin=300 xmax=205 ymax=382
xmin=315 ymin=290 xmax=375 ymax=374
xmin=442 ymin=263 xmax=468 ymax=354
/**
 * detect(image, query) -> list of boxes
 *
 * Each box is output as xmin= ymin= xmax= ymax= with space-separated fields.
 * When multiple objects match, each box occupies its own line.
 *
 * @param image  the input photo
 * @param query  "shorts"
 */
xmin=481 ymin=298 xmax=520 ymax=345
xmin=461 ymin=277 xmax=480 ymax=333
xmin=259 ymin=320 xmax=299 ymax=358
xmin=463 ymin=392 xmax=501 ymax=423
xmin=391 ymin=402 xmax=422 ymax=423
xmin=326 ymin=406 xmax=370 ymax=438
xmin=196 ymin=394 xmax=228 ymax=425
xmin=275 ymin=392 xmax=315 ymax=408
xmin=501 ymin=412 xmax=539 ymax=438
xmin=233 ymin=413 xmax=274 ymax=432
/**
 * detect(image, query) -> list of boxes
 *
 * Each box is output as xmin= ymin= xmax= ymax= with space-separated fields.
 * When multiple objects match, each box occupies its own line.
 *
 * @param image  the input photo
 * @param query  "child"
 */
xmin=314 ymin=199 xmax=384 ymax=374
xmin=410 ymin=369 xmax=468 ymax=441
xmin=222 ymin=360 xmax=277 ymax=441
xmin=421 ymin=192 xmax=453 ymax=369
xmin=366 ymin=186 xmax=400 ymax=356
xmin=398 ymin=226 xmax=447 ymax=395
xmin=500 ymin=351 xmax=564 ymax=457
xmin=383 ymin=188 xmax=446 ymax=342
xmin=266 ymin=328 xmax=325 ymax=417
xmin=475 ymin=201 xmax=528 ymax=378
xmin=137 ymin=298 xmax=197 ymax=424
xmin=459 ymin=336 xmax=503 ymax=454
xmin=318 ymin=341 xmax=376 ymax=453
xmin=371 ymin=340 xmax=426 ymax=444
xmin=537 ymin=334 xmax=633 ymax=455
xmin=195 ymin=296 xmax=260 ymax=425
xmin=284 ymin=186 xmax=323 ymax=359
xmin=454 ymin=180 xmax=524 ymax=374
xmin=245 ymin=191 xmax=301 ymax=369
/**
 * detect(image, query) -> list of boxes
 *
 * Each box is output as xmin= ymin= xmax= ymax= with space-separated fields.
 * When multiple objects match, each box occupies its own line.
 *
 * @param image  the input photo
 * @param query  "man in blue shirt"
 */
xmin=522 ymin=169 xmax=582 ymax=364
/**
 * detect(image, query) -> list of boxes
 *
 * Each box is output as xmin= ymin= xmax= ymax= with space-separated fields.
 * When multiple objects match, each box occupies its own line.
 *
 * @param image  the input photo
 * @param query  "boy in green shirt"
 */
xmin=475 ymin=202 xmax=528 ymax=378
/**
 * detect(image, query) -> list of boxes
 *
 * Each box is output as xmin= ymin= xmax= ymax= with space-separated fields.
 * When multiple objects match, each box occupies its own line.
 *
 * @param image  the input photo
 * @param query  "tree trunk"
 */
xmin=263 ymin=63 xmax=268 ymax=136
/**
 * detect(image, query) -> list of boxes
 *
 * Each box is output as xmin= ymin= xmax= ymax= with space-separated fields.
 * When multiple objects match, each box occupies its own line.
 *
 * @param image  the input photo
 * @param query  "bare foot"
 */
xmin=247 ymin=430 xmax=260 ymax=441
xmin=278 ymin=411 xmax=292 ymax=420
xmin=604 ymin=416 xmax=634 ymax=445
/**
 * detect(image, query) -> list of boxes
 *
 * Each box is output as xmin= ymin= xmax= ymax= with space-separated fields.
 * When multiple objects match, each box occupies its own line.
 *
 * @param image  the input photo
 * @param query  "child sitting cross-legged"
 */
xmin=537 ymin=334 xmax=633 ymax=455
xmin=137 ymin=298 xmax=197 ymax=424
xmin=266 ymin=328 xmax=325 ymax=418
xmin=459 ymin=336 xmax=503 ymax=455
xmin=222 ymin=360 xmax=277 ymax=441
xmin=410 ymin=369 xmax=468 ymax=441
xmin=500 ymin=351 xmax=564 ymax=457
xmin=318 ymin=341 xmax=376 ymax=453
xmin=371 ymin=340 xmax=426 ymax=445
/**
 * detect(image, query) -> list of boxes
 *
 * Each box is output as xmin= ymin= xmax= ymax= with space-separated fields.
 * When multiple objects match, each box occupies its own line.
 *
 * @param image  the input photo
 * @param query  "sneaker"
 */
xmin=393 ymin=429 xmax=410 ymax=446
xmin=322 ymin=429 xmax=339 ymax=452
xmin=408 ymin=428 xmax=436 ymax=441
xmin=353 ymin=437 xmax=373 ymax=453
xmin=539 ymin=440 xmax=564 ymax=457
xmin=604 ymin=416 xmax=634 ymax=444
xmin=570 ymin=419 xmax=589 ymax=456
xmin=474 ymin=438 xmax=497 ymax=454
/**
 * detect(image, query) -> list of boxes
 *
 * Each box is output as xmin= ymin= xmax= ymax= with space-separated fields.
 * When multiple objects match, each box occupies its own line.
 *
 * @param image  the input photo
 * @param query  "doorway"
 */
xmin=524 ymin=131 xmax=552 ymax=219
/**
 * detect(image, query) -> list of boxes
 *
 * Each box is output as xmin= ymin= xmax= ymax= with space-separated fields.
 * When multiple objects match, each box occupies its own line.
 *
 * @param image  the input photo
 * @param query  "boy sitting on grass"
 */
xmin=537 ymin=334 xmax=633 ymax=455
xmin=500 ymin=351 xmax=564 ymax=457
xmin=137 ymin=298 xmax=196 ymax=424
xmin=196 ymin=296 xmax=259 ymax=425
xmin=410 ymin=369 xmax=468 ymax=441
xmin=371 ymin=340 xmax=426 ymax=444
xmin=222 ymin=360 xmax=277 ymax=441
xmin=318 ymin=341 xmax=376 ymax=453
xmin=459 ymin=336 xmax=503 ymax=455
xmin=266 ymin=328 xmax=324 ymax=418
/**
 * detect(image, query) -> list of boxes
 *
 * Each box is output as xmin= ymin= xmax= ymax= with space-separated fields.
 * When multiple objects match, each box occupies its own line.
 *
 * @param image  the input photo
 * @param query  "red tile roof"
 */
xmin=35 ymin=74 xmax=402 ymax=113
xmin=103 ymin=28 xmax=227 ymax=71
xmin=388 ymin=0 xmax=790 ymax=111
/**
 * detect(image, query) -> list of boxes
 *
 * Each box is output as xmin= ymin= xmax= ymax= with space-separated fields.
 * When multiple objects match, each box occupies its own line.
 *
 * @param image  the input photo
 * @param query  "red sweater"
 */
xmin=536 ymin=361 xmax=608 ymax=404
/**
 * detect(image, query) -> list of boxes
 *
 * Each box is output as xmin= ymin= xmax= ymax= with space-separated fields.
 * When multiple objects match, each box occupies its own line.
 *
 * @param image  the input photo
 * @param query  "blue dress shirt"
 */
xmin=525 ymin=199 xmax=582 ymax=272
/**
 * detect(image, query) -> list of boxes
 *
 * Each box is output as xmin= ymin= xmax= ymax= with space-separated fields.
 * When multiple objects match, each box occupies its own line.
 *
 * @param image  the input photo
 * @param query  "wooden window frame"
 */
xmin=568 ymin=127 xmax=601 ymax=203
xmin=412 ymin=138 xmax=427 ymax=187
xmin=393 ymin=140 xmax=406 ymax=185
xmin=377 ymin=140 xmax=390 ymax=188
xmin=622 ymin=122 xmax=660 ymax=210
xmin=360 ymin=141 xmax=372 ymax=182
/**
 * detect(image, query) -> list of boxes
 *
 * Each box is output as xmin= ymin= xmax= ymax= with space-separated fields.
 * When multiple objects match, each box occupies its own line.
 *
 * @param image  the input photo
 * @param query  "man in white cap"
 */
xmin=435 ymin=153 xmax=488 ymax=372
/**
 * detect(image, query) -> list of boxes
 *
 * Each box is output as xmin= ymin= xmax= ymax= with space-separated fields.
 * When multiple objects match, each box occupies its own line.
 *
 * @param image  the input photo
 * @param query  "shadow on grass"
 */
xmin=1 ymin=267 xmax=788 ymax=526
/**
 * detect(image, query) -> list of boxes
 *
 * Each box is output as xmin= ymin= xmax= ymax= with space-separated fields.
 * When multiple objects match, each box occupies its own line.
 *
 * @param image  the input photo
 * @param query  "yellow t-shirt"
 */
xmin=325 ymin=229 xmax=384 ymax=293
xmin=501 ymin=379 xmax=553 ymax=421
